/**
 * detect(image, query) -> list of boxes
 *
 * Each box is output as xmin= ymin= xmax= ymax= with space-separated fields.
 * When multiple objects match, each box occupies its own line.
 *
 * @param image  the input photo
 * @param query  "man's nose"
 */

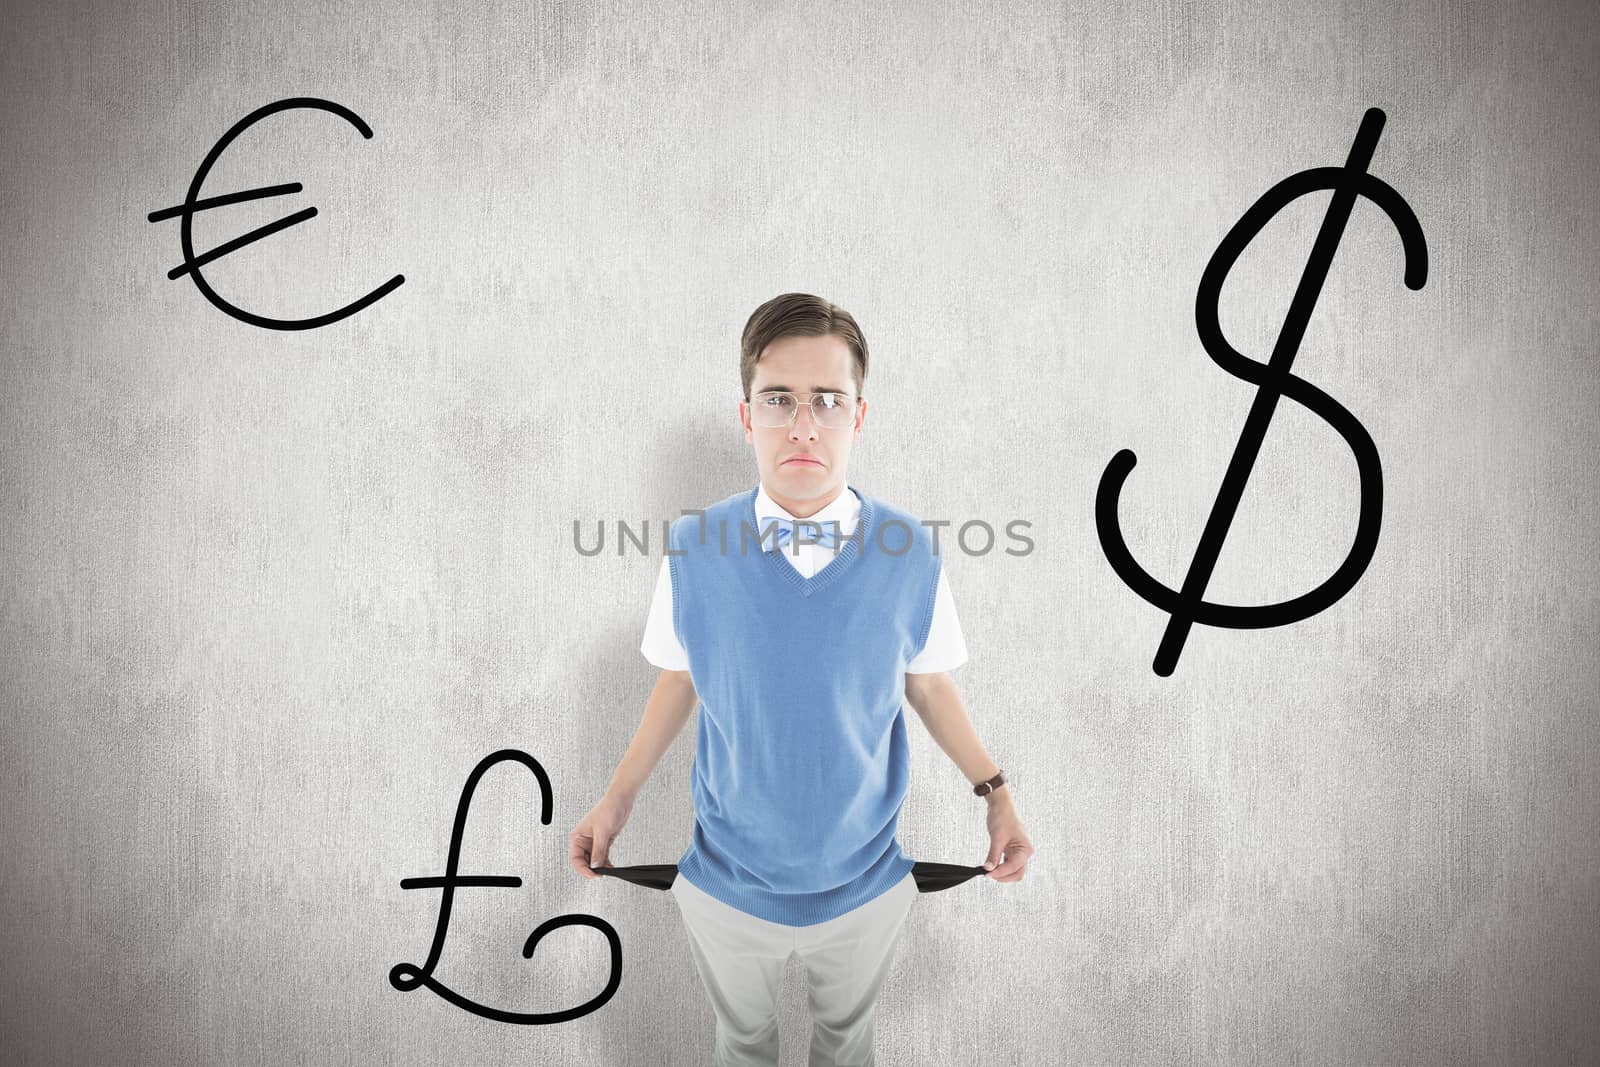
xmin=789 ymin=404 xmax=819 ymax=440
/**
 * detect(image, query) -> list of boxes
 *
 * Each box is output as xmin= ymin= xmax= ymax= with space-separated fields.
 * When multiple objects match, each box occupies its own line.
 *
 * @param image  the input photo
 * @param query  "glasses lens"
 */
xmin=812 ymin=393 xmax=855 ymax=429
xmin=754 ymin=392 xmax=797 ymax=427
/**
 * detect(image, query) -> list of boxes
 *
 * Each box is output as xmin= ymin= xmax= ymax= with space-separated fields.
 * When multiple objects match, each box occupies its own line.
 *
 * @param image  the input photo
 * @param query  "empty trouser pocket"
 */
xmin=591 ymin=861 xmax=987 ymax=892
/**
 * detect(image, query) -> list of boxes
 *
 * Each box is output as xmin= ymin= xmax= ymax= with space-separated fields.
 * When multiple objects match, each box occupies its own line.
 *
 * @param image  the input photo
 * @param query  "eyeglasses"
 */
xmin=749 ymin=390 xmax=861 ymax=430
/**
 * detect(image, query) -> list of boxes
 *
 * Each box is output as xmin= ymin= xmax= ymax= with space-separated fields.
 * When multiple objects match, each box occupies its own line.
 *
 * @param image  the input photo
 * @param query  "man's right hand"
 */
xmin=569 ymin=793 xmax=633 ymax=878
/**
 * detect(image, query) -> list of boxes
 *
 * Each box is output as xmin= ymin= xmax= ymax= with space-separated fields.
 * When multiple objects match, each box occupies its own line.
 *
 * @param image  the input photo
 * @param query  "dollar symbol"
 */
xmin=1097 ymin=107 xmax=1429 ymax=677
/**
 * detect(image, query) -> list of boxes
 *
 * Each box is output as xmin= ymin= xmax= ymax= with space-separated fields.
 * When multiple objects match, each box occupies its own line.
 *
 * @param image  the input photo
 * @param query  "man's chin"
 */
xmin=770 ymin=467 xmax=830 ymax=501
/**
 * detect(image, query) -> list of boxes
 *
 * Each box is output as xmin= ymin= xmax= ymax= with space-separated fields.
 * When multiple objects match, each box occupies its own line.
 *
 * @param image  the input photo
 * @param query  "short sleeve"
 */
xmin=905 ymin=565 xmax=968 ymax=674
xmin=640 ymin=555 xmax=690 ymax=670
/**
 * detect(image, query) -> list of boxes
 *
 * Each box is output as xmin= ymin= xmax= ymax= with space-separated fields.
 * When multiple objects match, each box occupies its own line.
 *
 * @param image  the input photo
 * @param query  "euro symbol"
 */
xmin=1096 ymin=107 xmax=1428 ymax=677
xmin=389 ymin=749 xmax=623 ymax=1024
xmin=146 ymin=96 xmax=405 ymax=330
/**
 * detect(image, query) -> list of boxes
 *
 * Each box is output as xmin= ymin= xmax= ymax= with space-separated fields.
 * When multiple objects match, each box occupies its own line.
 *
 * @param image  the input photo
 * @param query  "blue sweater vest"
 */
xmin=668 ymin=486 xmax=942 ymax=925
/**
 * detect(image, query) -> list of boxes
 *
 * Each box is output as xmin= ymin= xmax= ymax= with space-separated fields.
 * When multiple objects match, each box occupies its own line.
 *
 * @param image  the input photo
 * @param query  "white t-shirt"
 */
xmin=640 ymin=482 xmax=969 ymax=674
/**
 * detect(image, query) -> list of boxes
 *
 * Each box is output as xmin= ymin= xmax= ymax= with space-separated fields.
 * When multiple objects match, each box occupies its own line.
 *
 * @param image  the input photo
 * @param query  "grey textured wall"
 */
xmin=3 ymin=0 xmax=1597 ymax=1064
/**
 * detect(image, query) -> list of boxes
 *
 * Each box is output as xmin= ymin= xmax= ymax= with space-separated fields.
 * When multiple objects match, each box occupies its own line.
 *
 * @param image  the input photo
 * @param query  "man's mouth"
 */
xmin=784 ymin=456 xmax=823 ymax=466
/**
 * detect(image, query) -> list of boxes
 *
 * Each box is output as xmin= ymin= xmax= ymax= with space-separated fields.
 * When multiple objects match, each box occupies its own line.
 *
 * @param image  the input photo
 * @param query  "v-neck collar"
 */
xmin=748 ymin=486 xmax=873 ymax=598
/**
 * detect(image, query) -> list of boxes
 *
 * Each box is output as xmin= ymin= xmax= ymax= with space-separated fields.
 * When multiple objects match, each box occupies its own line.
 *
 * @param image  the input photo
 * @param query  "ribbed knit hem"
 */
xmin=676 ymin=844 xmax=916 ymax=927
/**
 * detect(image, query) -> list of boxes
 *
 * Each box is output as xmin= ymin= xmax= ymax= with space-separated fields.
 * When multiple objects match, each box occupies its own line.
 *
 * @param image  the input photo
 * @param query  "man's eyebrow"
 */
xmin=753 ymin=384 xmax=851 ymax=394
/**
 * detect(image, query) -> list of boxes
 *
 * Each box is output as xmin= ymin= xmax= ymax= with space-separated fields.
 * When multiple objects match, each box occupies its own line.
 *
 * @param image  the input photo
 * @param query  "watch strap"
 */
xmin=973 ymin=769 xmax=1007 ymax=796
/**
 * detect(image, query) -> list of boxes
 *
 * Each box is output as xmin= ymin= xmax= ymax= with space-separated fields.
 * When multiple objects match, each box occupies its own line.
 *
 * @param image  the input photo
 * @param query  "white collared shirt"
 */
xmin=640 ymin=482 xmax=968 ymax=674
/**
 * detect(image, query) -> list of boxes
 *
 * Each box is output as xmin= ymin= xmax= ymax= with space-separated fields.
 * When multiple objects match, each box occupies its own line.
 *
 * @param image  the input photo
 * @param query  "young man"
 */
xmin=571 ymin=293 xmax=1033 ymax=1066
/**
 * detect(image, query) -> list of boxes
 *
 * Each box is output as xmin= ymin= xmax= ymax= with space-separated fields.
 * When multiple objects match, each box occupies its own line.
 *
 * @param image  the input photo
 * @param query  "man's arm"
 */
xmin=606 ymin=668 xmax=698 ymax=807
xmin=903 ymin=670 xmax=1034 ymax=881
xmin=571 ymin=668 xmax=698 ymax=877
xmin=903 ymin=671 xmax=1005 ymax=792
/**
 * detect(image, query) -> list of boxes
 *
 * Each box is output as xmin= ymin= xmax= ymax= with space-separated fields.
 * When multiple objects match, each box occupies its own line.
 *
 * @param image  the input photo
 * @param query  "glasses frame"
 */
xmin=748 ymin=389 xmax=862 ymax=430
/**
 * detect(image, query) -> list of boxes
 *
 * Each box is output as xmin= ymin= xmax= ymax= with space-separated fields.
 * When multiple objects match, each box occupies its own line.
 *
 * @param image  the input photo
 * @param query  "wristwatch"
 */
xmin=973 ymin=769 xmax=1007 ymax=796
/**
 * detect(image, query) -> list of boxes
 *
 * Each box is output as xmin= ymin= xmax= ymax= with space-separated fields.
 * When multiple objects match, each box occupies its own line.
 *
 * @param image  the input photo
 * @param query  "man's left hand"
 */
xmin=982 ymin=794 xmax=1034 ymax=882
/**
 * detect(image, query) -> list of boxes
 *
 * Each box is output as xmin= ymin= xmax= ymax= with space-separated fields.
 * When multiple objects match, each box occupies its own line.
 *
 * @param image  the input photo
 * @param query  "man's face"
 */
xmin=740 ymin=333 xmax=866 ymax=512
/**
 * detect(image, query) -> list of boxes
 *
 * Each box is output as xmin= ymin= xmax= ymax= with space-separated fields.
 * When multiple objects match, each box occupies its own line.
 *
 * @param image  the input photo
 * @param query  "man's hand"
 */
xmin=569 ymin=793 xmax=633 ymax=879
xmin=982 ymin=793 xmax=1034 ymax=882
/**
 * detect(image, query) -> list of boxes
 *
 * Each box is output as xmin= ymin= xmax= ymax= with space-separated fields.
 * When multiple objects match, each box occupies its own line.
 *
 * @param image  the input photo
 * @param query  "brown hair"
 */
xmin=739 ymin=293 xmax=869 ymax=401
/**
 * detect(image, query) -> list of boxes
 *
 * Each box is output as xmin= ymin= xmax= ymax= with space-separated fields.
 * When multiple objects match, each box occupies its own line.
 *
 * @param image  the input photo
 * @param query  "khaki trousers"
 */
xmin=670 ymin=872 xmax=918 ymax=1067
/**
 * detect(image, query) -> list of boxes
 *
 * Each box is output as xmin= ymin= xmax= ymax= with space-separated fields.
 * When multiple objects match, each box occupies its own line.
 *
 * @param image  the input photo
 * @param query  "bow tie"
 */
xmin=764 ymin=517 xmax=845 ymax=552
